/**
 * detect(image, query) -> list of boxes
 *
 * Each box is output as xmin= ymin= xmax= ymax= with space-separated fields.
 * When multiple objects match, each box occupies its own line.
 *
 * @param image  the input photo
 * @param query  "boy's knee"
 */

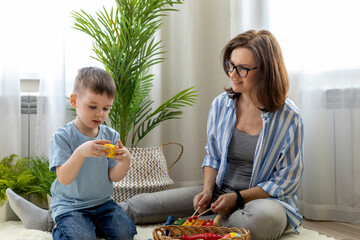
xmin=110 ymin=207 xmax=137 ymax=239
xmin=53 ymin=225 xmax=96 ymax=240
xmin=109 ymin=220 xmax=137 ymax=240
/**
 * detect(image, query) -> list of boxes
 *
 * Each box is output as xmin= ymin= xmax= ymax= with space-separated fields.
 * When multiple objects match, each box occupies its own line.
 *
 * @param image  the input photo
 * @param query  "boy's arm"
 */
xmin=56 ymin=139 xmax=112 ymax=185
xmin=108 ymin=139 xmax=131 ymax=182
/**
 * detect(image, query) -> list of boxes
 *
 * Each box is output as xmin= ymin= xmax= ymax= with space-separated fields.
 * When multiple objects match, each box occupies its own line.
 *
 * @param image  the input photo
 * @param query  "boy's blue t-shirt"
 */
xmin=49 ymin=121 xmax=119 ymax=220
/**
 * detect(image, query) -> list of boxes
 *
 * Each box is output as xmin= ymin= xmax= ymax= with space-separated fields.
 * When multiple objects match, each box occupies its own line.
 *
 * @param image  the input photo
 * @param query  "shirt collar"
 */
xmin=261 ymin=111 xmax=273 ymax=120
xmin=225 ymin=96 xmax=237 ymax=109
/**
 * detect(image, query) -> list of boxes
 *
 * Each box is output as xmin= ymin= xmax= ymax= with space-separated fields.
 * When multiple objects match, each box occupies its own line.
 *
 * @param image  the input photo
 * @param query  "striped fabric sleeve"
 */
xmin=258 ymin=112 xmax=304 ymax=200
xmin=202 ymin=97 xmax=222 ymax=170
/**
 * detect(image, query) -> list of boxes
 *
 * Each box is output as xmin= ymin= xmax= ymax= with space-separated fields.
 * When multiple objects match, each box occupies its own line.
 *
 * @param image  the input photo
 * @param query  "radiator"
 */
xmin=20 ymin=78 xmax=39 ymax=158
xmin=324 ymin=87 xmax=360 ymax=206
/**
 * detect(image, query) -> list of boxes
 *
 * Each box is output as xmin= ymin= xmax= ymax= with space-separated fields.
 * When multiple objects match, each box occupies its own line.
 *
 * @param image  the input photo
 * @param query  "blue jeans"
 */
xmin=52 ymin=200 xmax=137 ymax=240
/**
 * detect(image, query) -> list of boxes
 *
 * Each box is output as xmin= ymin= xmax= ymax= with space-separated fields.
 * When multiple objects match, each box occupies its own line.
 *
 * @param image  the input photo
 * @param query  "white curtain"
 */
xmin=0 ymin=1 xmax=23 ymax=158
xmin=267 ymin=0 xmax=360 ymax=222
xmin=296 ymin=71 xmax=360 ymax=223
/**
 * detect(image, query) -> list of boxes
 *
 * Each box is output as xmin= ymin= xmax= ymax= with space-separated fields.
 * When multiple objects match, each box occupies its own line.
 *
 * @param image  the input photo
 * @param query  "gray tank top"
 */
xmin=222 ymin=128 xmax=259 ymax=191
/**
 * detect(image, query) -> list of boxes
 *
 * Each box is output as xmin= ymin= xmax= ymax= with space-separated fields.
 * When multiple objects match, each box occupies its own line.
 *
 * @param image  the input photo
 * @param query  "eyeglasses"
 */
xmin=224 ymin=60 xmax=257 ymax=78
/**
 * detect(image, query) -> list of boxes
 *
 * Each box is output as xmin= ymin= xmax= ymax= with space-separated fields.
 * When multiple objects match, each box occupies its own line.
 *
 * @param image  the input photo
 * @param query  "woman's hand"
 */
xmin=193 ymin=189 xmax=213 ymax=213
xmin=210 ymin=192 xmax=237 ymax=216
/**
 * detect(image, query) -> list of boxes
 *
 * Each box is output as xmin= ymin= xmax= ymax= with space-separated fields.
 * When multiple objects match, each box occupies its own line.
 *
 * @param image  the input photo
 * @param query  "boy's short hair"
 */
xmin=73 ymin=67 xmax=116 ymax=98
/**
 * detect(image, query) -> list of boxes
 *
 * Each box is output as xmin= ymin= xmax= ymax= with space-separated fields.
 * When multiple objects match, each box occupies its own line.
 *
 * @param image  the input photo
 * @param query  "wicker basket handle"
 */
xmin=160 ymin=142 xmax=184 ymax=172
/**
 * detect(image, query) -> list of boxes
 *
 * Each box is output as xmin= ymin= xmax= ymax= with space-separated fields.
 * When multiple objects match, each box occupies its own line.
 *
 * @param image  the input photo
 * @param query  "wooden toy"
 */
xmin=196 ymin=207 xmax=213 ymax=217
xmin=192 ymin=219 xmax=206 ymax=226
xmin=221 ymin=232 xmax=241 ymax=238
xmin=165 ymin=215 xmax=176 ymax=226
xmin=204 ymin=219 xmax=214 ymax=226
xmin=165 ymin=215 xmax=176 ymax=236
xmin=182 ymin=218 xmax=195 ymax=226
xmin=184 ymin=207 xmax=213 ymax=224
xmin=102 ymin=144 xmax=117 ymax=158
xmin=172 ymin=218 xmax=186 ymax=225
xmin=191 ymin=206 xmax=200 ymax=218
xmin=213 ymin=215 xmax=222 ymax=227
xmin=170 ymin=206 xmax=223 ymax=229
xmin=182 ymin=233 xmax=222 ymax=240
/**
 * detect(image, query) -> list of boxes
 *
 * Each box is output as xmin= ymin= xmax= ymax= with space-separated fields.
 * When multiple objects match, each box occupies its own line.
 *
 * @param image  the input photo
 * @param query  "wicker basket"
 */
xmin=112 ymin=142 xmax=183 ymax=203
xmin=152 ymin=225 xmax=251 ymax=240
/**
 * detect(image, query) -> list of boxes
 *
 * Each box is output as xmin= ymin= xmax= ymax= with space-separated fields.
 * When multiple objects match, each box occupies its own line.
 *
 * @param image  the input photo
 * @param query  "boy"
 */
xmin=47 ymin=67 xmax=136 ymax=239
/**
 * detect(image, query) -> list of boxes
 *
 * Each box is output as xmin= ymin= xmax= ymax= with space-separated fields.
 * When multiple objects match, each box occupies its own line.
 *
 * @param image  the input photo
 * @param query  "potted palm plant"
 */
xmin=72 ymin=0 xmax=197 ymax=147
xmin=71 ymin=0 xmax=196 ymax=202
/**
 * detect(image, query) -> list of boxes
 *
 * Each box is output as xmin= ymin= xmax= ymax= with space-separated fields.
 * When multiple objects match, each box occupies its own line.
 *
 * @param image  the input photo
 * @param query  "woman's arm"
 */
xmin=240 ymin=186 xmax=271 ymax=203
xmin=203 ymin=166 xmax=217 ymax=193
xmin=193 ymin=166 xmax=218 ymax=212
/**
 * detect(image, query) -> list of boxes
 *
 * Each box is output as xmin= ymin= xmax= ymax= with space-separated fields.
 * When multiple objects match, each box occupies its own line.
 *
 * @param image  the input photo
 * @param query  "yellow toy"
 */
xmin=182 ymin=218 xmax=195 ymax=226
xmin=221 ymin=232 xmax=241 ymax=238
xmin=103 ymin=144 xmax=117 ymax=158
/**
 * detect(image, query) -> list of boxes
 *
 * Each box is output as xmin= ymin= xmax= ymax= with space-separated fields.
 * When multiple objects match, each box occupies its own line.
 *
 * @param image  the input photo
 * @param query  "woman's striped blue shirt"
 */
xmin=202 ymin=92 xmax=304 ymax=231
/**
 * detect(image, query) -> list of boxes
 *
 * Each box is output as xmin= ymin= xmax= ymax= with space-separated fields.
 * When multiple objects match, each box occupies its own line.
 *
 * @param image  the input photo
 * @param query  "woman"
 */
xmin=6 ymin=30 xmax=303 ymax=240
xmin=192 ymin=29 xmax=304 ymax=239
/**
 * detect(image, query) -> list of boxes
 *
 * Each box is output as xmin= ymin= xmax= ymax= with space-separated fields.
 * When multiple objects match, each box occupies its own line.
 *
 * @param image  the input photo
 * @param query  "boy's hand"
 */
xmin=78 ymin=139 xmax=112 ymax=158
xmin=108 ymin=139 xmax=132 ymax=182
xmin=113 ymin=139 xmax=131 ymax=163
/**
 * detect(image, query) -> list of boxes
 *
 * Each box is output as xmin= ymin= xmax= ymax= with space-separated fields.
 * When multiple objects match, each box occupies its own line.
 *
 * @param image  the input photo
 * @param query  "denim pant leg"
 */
xmin=94 ymin=200 xmax=137 ymax=240
xmin=52 ymin=210 xmax=97 ymax=240
xmin=119 ymin=186 xmax=202 ymax=224
xmin=222 ymin=199 xmax=288 ymax=240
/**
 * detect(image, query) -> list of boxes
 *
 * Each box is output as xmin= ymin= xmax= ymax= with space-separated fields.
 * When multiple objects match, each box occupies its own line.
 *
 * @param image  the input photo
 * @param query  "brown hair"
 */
xmin=222 ymin=30 xmax=289 ymax=112
xmin=73 ymin=67 xmax=116 ymax=98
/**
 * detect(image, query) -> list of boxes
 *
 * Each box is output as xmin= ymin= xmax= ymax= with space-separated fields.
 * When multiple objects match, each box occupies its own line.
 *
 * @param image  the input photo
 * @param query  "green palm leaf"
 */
xmin=72 ymin=0 xmax=197 ymax=147
xmin=132 ymin=87 xmax=197 ymax=146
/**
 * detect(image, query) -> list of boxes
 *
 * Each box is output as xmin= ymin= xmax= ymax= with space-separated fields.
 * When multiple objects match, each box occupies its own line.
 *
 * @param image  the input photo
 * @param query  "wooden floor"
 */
xmin=302 ymin=218 xmax=360 ymax=240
